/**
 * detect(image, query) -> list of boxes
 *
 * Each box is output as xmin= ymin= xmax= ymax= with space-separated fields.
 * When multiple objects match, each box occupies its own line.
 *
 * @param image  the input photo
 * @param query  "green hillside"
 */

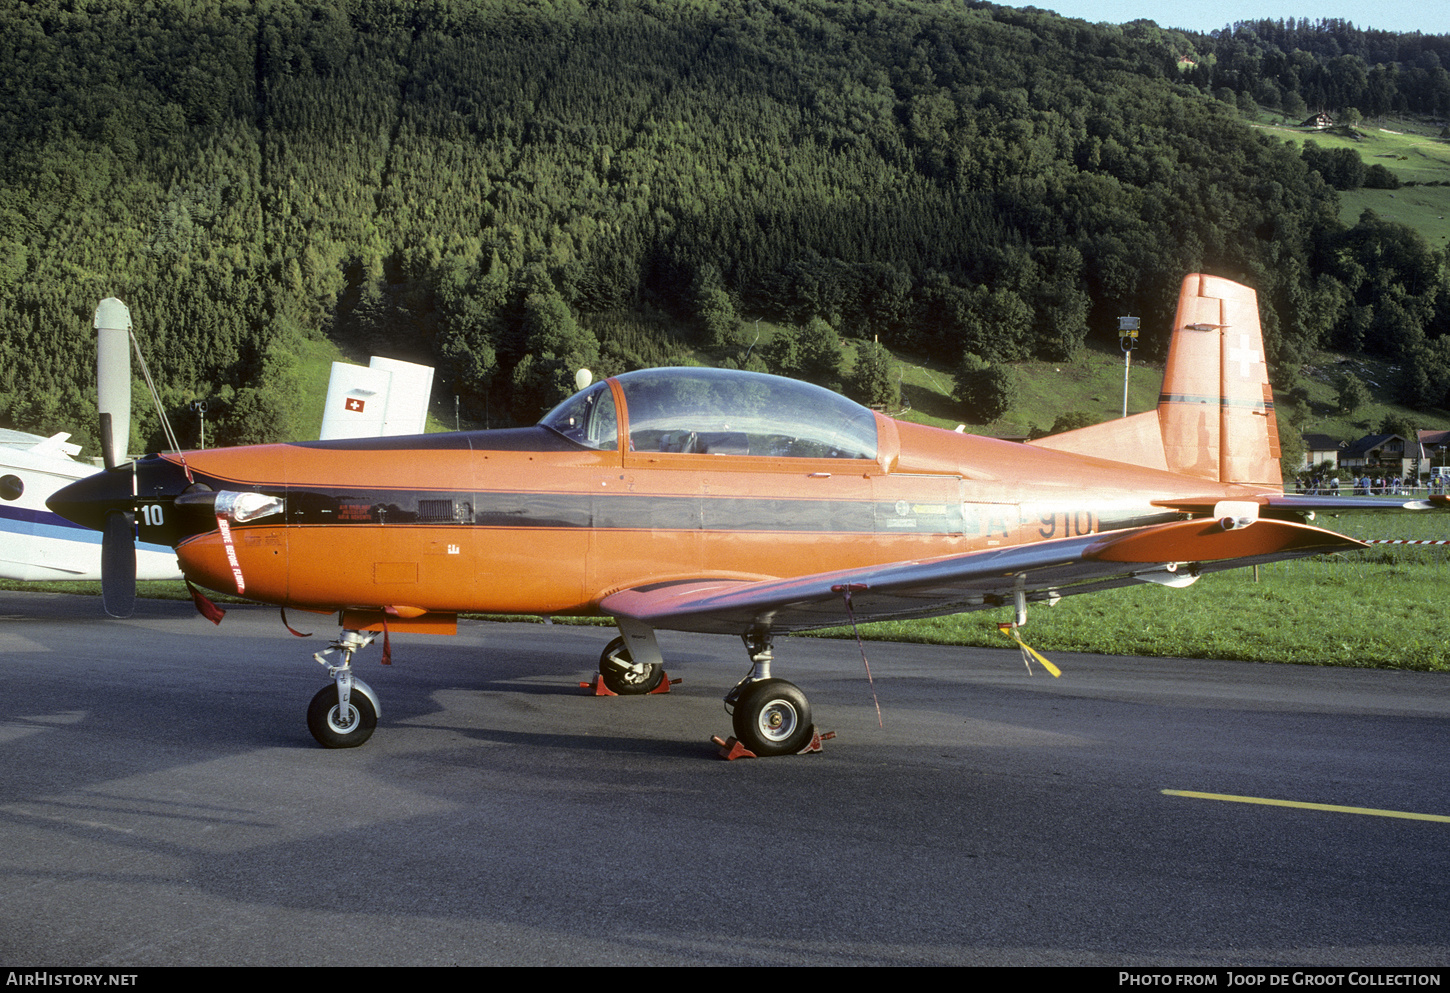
xmin=1254 ymin=113 xmax=1450 ymax=248
xmin=888 ymin=341 xmax=1162 ymax=434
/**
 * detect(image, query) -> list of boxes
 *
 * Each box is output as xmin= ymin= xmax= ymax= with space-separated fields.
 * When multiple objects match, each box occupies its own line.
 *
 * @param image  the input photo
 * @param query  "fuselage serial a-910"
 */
xmin=48 ymin=275 xmax=1437 ymax=756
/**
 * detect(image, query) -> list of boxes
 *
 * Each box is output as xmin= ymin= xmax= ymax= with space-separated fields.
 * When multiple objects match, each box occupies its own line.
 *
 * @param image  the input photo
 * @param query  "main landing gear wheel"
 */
xmin=598 ymin=636 xmax=665 ymax=695
xmin=307 ymin=684 xmax=378 ymax=749
xmin=731 ymin=678 xmax=812 ymax=757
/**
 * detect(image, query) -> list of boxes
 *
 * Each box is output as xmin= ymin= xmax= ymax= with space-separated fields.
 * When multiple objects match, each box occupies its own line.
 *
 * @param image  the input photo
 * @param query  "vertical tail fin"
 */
xmin=1029 ymin=274 xmax=1282 ymax=488
xmin=1158 ymin=274 xmax=1281 ymax=486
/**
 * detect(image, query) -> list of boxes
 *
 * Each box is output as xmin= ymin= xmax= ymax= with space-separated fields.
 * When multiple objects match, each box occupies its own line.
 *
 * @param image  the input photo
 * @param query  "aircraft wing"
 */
xmin=1154 ymin=494 xmax=1450 ymax=515
xmin=600 ymin=519 xmax=1364 ymax=636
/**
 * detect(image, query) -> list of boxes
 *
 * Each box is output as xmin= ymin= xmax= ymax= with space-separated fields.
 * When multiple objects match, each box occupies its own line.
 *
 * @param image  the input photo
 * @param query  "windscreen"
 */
xmin=613 ymin=368 xmax=877 ymax=460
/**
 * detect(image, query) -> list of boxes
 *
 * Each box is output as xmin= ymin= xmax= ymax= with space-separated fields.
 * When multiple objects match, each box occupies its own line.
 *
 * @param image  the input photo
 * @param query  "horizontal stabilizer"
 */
xmin=1154 ymin=494 xmax=1450 ymax=515
xmin=1085 ymin=518 xmax=1361 ymax=563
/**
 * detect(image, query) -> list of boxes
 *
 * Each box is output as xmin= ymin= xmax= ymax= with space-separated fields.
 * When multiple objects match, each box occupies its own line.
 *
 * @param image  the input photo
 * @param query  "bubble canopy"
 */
xmin=541 ymin=367 xmax=879 ymax=460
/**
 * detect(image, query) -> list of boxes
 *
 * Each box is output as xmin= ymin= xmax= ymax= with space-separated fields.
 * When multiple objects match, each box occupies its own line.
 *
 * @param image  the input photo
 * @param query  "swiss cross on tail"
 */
xmin=345 ymin=397 xmax=365 ymax=413
xmin=1228 ymin=334 xmax=1262 ymax=378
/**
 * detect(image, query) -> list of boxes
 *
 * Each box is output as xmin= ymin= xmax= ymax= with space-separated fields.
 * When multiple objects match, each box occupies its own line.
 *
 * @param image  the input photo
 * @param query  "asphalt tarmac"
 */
xmin=1 ymin=589 xmax=1447 ymax=966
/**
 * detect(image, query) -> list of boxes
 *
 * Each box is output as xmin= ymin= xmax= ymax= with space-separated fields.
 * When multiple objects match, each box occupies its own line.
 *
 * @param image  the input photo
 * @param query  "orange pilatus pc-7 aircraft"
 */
xmin=47 ymin=274 xmax=1438 ymax=755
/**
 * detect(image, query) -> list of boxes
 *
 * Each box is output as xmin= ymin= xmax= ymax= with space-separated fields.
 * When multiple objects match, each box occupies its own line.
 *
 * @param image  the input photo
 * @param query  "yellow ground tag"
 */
xmin=997 ymin=622 xmax=1062 ymax=678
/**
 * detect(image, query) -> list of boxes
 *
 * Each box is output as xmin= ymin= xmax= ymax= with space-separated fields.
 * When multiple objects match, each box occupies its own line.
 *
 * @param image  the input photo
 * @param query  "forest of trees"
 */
xmin=1185 ymin=17 xmax=1450 ymax=118
xmin=0 ymin=0 xmax=1447 ymax=452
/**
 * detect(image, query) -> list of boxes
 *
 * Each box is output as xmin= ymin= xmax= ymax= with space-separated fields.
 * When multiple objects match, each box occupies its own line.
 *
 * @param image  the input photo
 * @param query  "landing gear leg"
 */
xmin=592 ymin=616 xmax=672 ymax=696
xmin=722 ymin=629 xmax=816 ymax=757
xmin=307 ymin=630 xmax=383 ymax=749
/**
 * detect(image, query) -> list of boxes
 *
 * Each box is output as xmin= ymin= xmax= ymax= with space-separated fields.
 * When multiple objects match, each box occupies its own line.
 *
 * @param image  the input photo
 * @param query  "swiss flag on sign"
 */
xmin=345 ymin=397 xmax=365 ymax=413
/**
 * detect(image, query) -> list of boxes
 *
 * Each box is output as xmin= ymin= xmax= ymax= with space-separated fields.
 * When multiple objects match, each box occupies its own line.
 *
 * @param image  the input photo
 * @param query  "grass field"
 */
xmin=808 ymin=551 xmax=1449 ymax=672
xmin=1291 ymin=349 xmax=1450 ymax=440
xmin=890 ymin=340 xmax=1166 ymax=435
xmin=1237 ymin=112 xmax=1450 ymax=441
xmin=292 ymin=335 xmax=348 ymax=440
xmin=1340 ymin=184 xmax=1450 ymax=249
xmin=888 ymin=335 xmax=1450 ymax=444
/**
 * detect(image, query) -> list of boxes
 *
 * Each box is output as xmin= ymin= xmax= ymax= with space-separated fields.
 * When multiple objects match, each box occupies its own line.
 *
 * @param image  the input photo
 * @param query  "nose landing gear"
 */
xmin=308 ymin=630 xmax=383 ymax=748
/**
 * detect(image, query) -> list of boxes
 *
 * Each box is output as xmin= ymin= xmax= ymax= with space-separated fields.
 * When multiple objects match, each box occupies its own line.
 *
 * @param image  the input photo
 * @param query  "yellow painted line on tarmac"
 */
xmin=1162 ymin=790 xmax=1450 ymax=823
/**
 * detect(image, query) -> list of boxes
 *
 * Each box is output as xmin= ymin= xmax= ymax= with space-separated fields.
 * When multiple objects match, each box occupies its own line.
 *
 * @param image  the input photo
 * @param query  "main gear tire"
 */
xmin=598 ymin=636 xmax=665 ymax=695
xmin=731 ymin=678 xmax=812 ymax=756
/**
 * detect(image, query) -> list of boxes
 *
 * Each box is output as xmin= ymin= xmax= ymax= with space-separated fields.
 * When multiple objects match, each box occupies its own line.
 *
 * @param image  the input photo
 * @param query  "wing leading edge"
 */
xmin=600 ymin=519 xmax=1364 ymax=636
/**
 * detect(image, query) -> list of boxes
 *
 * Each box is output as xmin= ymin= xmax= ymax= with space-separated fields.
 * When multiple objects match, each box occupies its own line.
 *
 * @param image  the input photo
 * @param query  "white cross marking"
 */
xmin=1228 ymin=333 xmax=1261 ymax=378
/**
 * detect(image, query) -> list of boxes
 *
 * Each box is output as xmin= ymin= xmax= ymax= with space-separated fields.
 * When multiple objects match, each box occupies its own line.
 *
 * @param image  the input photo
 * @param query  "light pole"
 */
xmin=190 ymin=400 xmax=208 ymax=449
xmin=1118 ymin=316 xmax=1140 ymax=418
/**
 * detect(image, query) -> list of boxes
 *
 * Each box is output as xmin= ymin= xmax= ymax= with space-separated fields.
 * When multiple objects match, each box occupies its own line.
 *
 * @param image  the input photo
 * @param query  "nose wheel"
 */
xmin=307 ymin=630 xmax=383 ymax=748
xmin=307 ymin=684 xmax=378 ymax=748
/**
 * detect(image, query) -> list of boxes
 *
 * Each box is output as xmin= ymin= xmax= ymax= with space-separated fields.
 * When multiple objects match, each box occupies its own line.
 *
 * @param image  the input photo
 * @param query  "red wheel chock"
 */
xmin=581 ymin=675 xmax=617 ymax=696
xmin=579 ymin=671 xmax=678 ymax=696
xmin=711 ymin=726 xmax=834 ymax=759
xmin=712 ymin=736 xmax=756 ymax=759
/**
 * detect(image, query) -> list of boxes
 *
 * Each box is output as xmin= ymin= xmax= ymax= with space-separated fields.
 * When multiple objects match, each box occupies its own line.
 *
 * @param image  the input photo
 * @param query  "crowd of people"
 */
xmin=1298 ymin=473 xmax=1450 ymax=495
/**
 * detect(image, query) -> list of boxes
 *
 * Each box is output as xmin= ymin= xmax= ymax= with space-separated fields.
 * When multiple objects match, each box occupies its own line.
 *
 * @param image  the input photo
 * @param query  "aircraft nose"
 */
xmin=47 ymin=467 xmax=134 ymax=533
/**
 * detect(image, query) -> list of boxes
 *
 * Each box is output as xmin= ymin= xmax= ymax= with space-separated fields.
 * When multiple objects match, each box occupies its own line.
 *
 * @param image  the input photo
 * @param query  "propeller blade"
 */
xmin=94 ymin=298 xmax=132 ymax=472
xmin=101 ymin=509 xmax=137 ymax=618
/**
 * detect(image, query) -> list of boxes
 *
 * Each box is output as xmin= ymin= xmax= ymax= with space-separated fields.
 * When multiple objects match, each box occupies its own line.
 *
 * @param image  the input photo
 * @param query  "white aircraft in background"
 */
xmin=0 ymin=311 xmax=434 ymax=583
xmin=317 ymin=355 xmax=434 ymax=441
xmin=0 ymin=428 xmax=182 ymax=582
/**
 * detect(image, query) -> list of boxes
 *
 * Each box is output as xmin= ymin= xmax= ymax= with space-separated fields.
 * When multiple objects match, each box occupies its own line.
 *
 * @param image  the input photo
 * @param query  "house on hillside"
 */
xmin=1300 ymin=112 xmax=1335 ymax=130
xmin=1340 ymin=433 xmax=1425 ymax=480
xmin=1301 ymin=433 xmax=1344 ymax=470
xmin=1419 ymin=429 xmax=1450 ymax=472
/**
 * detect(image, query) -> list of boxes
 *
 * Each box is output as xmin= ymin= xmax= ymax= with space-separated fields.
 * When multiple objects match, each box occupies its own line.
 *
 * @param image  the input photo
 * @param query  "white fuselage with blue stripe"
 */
xmin=0 ymin=429 xmax=180 ymax=582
